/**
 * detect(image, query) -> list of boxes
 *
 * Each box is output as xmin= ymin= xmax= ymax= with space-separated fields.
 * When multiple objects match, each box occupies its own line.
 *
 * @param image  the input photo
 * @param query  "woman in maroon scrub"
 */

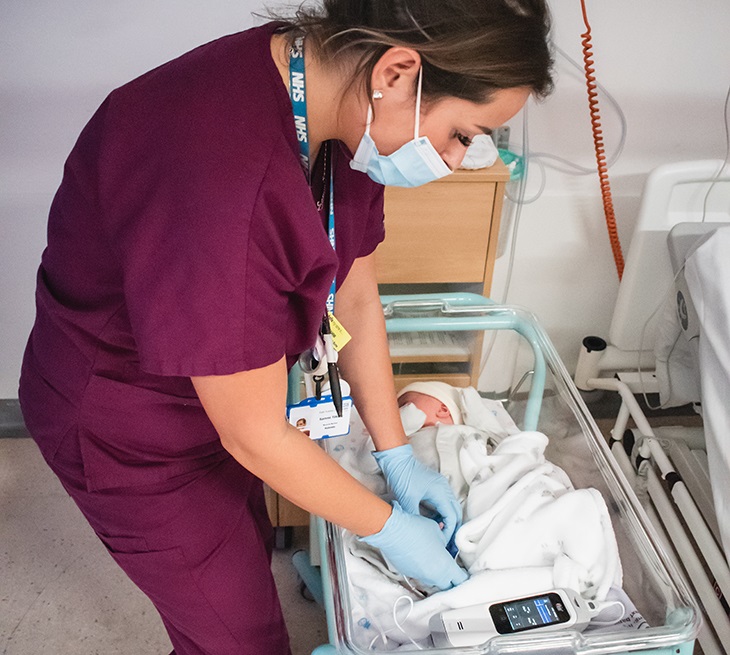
xmin=19 ymin=1 xmax=552 ymax=653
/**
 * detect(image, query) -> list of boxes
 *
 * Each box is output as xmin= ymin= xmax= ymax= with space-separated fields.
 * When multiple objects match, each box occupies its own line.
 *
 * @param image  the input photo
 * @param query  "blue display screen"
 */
xmin=503 ymin=596 xmax=560 ymax=630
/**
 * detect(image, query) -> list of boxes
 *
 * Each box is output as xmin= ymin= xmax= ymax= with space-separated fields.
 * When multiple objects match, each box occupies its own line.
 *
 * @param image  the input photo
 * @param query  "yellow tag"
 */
xmin=328 ymin=312 xmax=351 ymax=351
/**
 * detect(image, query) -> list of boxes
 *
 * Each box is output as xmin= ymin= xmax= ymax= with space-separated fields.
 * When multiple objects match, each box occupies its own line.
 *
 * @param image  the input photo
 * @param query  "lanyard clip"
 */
xmin=298 ymin=336 xmax=328 ymax=377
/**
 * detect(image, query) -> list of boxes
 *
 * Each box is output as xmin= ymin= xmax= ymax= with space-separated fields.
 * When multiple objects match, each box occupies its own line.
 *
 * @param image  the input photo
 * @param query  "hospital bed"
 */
xmin=292 ymin=292 xmax=700 ymax=654
xmin=573 ymin=159 xmax=730 ymax=654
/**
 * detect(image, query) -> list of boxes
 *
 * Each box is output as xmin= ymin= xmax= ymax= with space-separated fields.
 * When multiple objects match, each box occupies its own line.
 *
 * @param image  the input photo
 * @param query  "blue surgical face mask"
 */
xmin=349 ymin=68 xmax=452 ymax=187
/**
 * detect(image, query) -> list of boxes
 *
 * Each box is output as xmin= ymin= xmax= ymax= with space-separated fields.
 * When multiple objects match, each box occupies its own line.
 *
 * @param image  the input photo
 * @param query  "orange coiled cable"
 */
xmin=580 ymin=0 xmax=624 ymax=279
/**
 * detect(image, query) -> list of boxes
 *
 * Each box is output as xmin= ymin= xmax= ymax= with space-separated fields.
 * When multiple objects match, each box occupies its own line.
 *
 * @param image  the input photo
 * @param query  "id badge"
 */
xmin=287 ymin=379 xmax=352 ymax=440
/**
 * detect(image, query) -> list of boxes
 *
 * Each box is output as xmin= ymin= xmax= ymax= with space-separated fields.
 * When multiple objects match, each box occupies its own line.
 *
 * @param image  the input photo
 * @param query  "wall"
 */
xmin=490 ymin=0 xmax=730 ymax=374
xmin=2 ymin=0 xmax=729 ymax=398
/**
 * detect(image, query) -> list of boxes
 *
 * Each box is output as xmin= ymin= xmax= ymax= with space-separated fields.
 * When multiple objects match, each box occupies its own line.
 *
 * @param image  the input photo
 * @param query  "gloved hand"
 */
xmin=373 ymin=444 xmax=462 ymax=544
xmin=362 ymin=502 xmax=468 ymax=590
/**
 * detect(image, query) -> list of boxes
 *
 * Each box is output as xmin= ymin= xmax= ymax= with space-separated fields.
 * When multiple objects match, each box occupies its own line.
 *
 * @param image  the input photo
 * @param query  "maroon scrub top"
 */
xmin=19 ymin=22 xmax=385 ymax=491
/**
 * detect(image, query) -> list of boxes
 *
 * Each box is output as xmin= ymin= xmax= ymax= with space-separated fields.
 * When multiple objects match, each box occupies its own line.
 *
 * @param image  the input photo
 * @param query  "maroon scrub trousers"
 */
xmin=45 ymin=423 xmax=285 ymax=655
xmin=19 ymin=21 xmax=385 ymax=655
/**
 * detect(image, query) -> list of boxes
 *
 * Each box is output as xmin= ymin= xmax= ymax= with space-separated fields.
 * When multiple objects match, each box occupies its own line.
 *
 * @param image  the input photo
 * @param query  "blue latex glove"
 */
xmin=362 ymin=502 xmax=468 ymax=590
xmin=373 ymin=444 xmax=462 ymax=544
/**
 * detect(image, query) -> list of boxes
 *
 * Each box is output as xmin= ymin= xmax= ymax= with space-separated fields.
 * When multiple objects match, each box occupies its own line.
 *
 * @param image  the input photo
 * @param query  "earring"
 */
xmin=372 ymin=90 xmax=383 ymax=99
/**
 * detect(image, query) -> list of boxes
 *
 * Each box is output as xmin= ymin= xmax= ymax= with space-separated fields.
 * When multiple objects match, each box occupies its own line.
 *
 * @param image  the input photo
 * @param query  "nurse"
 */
xmin=18 ymin=0 xmax=553 ymax=653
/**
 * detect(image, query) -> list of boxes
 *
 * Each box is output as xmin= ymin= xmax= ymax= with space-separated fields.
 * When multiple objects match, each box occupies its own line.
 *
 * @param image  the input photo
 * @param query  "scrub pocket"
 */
xmin=78 ymin=373 xmax=228 ymax=491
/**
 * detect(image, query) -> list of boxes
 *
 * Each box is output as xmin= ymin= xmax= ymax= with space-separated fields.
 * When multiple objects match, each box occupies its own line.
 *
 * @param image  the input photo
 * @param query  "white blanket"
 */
xmin=330 ymin=389 xmax=623 ymax=650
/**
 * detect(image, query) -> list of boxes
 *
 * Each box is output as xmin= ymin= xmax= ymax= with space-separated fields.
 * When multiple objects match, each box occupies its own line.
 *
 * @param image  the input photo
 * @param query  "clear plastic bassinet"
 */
xmin=300 ymin=293 xmax=700 ymax=655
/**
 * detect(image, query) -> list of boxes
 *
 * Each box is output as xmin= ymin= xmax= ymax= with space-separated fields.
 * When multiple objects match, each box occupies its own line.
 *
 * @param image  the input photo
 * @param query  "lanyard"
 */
xmin=289 ymin=36 xmax=336 ymax=313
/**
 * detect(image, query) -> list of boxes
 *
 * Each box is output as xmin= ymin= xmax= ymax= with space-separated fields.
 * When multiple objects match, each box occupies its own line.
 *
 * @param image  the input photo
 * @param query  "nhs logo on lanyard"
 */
xmin=290 ymin=71 xmax=305 ymax=103
xmin=294 ymin=111 xmax=308 ymax=171
xmin=294 ymin=115 xmax=307 ymax=141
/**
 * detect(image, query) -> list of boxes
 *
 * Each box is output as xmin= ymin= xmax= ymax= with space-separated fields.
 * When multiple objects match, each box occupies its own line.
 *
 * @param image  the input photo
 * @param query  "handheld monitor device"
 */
xmin=429 ymin=588 xmax=598 ymax=648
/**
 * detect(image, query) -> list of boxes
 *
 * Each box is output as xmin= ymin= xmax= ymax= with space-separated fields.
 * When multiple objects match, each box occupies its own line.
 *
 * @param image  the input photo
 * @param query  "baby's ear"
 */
xmin=436 ymin=402 xmax=452 ymax=419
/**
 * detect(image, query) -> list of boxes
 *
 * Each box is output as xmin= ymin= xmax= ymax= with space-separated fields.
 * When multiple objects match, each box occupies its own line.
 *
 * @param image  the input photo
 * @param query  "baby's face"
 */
xmin=398 ymin=391 xmax=454 ymax=426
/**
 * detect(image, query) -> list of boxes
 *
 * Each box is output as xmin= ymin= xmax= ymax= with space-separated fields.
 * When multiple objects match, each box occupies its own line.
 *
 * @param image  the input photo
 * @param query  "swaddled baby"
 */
xmin=396 ymin=381 xmax=519 ymax=483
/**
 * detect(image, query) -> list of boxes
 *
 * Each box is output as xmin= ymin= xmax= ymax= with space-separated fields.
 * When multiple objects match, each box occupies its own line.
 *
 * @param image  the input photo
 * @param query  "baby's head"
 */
xmin=396 ymin=381 xmax=463 ymax=427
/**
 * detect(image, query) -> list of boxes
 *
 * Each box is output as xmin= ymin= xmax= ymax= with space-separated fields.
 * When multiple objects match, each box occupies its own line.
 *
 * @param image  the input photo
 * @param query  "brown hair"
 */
xmin=271 ymin=0 xmax=553 ymax=104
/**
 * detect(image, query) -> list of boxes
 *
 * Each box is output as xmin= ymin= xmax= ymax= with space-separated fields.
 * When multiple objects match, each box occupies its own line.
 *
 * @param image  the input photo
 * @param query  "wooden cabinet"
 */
xmin=376 ymin=162 xmax=510 ymax=390
xmin=264 ymin=485 xmax=309 ymax=540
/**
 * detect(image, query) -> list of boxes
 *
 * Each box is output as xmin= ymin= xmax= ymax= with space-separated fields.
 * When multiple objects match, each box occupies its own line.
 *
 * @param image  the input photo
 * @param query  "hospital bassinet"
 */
xmin=295 ymin=293 xmax=700 ymax=655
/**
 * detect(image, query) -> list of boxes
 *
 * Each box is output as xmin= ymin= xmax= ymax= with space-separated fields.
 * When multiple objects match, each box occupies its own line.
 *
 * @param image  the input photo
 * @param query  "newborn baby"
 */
xmin=397 ymin=381 xmax=464 ymax=429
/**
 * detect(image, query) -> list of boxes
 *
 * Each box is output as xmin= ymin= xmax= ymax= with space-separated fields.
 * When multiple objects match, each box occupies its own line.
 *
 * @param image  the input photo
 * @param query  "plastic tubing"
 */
xmin=580 ymin=0 xmax=625 ymax=279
